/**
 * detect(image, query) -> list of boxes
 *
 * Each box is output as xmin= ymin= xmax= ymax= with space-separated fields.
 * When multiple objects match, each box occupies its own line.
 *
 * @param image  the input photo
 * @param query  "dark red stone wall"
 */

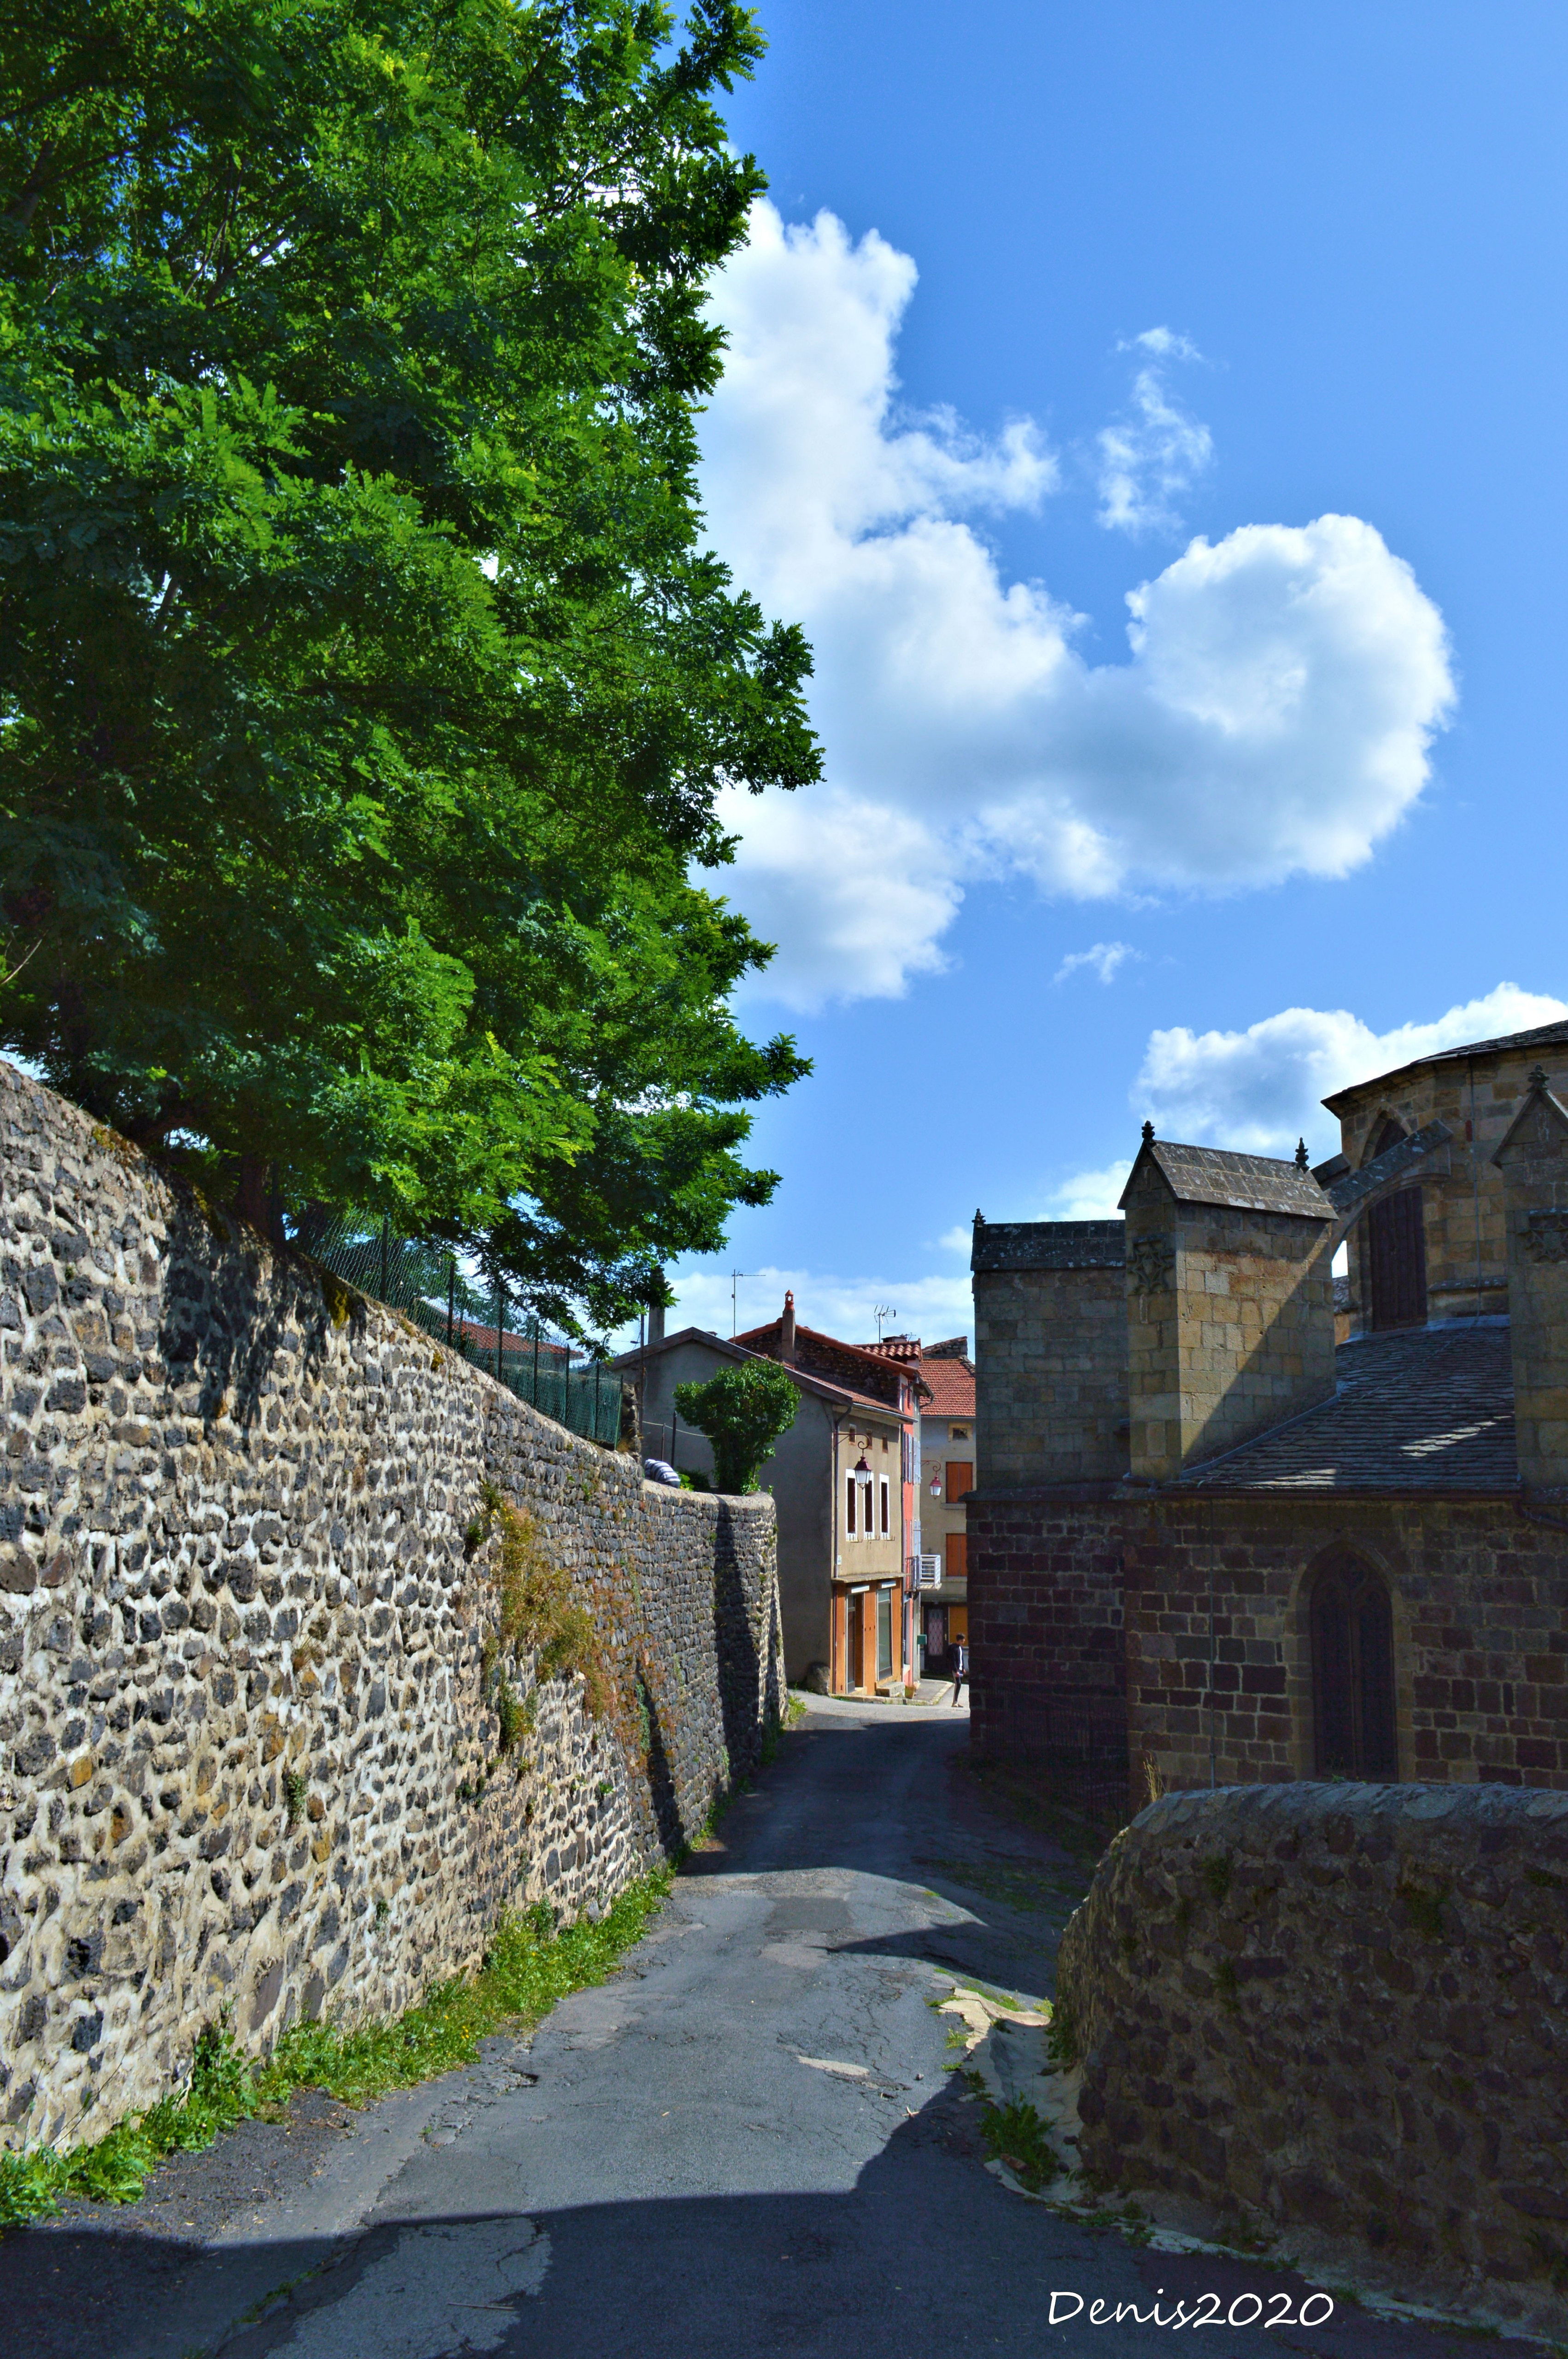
xmin=970 ymin=1485 xmax=1568 ymax=1802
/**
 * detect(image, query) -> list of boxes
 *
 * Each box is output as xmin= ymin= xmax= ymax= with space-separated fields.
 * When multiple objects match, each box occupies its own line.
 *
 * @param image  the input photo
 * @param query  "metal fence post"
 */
xmin=494 ymin=1273 xmax=503 ymax=1384
xmin=380 ymin=1213 xmax=389 ymax=1304
xmin=447 ymin=1255 xmax=455 ymax=1347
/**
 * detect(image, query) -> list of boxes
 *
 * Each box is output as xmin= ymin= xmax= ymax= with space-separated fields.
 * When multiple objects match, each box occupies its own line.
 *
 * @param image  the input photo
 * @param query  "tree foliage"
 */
xmin=673 ymin=1353 xmax=796 ymax=1493
xmin=0 ymin=0 xmax=819 ymax=1330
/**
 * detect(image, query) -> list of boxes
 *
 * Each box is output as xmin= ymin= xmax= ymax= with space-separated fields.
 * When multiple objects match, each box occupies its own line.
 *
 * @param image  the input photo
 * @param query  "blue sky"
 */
xmin=651 ymin=0 xmax=1568 ymax=1348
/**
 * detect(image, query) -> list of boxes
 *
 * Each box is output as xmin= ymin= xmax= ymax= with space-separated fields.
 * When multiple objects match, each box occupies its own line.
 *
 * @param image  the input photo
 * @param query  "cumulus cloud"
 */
xmin=1041 ymin=1161 xmax=1135 ymax=1221
xmin=1054 ymin=940 xmax=1140 ymax=986
xmin=699 ymin=205 xmax=1456 ymax=1010
xmin=1096 ymin=328 xmax=1214 ymax=533
xmin=1138 ymin=982 xmax=1568 ymax=1160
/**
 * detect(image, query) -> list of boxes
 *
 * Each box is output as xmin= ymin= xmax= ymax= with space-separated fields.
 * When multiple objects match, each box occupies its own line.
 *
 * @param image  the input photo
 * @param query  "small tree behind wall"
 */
xmin=674 ymin=1360 xmax=799 ymax=1495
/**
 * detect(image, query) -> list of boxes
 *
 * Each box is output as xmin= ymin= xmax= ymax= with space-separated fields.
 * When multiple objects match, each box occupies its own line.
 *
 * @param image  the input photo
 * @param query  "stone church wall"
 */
xmin=1059 ymin=1781 xmax=1568 ymax=2335
xmin=0 ymin=1062 xmax=782 ymax=2152
xmin=969 ymin=1486 xmax=1568 ymax=1804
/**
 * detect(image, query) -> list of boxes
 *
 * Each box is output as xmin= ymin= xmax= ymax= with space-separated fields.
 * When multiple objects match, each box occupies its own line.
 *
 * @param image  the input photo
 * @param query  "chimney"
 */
xmin=780 ymin=1290 xmax=797 ymax=1363
xmin=1493 ymin=1067 xmax=1568 ymax=1493
xmin=646 ymin=1269 xmax=666 ymax=1350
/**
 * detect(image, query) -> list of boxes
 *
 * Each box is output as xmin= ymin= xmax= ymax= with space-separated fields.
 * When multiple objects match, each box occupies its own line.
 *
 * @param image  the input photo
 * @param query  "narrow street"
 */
xmin=1 ymin=1701 xmax=1545 ymax=2359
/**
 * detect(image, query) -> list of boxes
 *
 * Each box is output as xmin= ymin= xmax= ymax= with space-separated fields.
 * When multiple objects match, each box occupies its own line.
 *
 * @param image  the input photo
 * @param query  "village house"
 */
xmin=615 ymin=1295 xmax=919 ymax=1695
xmin=969 ymin=1015 xmax=1568 ymax=1802
xmin=864 ymin=1333 xmax=976 ymax=1674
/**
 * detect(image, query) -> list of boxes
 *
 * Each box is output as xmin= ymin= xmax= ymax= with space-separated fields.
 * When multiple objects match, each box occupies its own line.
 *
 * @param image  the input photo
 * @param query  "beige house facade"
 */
xmin=615 ymin=1296 xmax=917 ymax=1696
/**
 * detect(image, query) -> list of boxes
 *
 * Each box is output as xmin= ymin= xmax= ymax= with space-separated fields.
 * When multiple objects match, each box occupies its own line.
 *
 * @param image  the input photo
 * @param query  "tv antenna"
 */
xmin=873 ymin=1303 xmax=895 ymax=1342
xmin=731 ymin=1270 xmax=748 ymax=1337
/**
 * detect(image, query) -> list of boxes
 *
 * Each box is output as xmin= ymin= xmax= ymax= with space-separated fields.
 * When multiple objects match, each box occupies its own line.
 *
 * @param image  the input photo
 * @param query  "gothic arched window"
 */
xmin=1309 ymin=1553 xmax=1398 ymax=1779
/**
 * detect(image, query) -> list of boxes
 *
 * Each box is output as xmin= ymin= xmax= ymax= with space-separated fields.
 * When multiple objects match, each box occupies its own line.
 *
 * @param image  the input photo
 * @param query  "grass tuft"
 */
xmin=0 ymin=1871 xmax=669 ymax=2232
xmin=980 ymin=2096 xmax=1059 ymax=2193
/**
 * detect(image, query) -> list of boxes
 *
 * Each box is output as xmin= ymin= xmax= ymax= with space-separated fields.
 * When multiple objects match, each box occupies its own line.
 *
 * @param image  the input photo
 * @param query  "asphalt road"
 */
xmin=2 ymin=1698 xmax=1549 ymax=2359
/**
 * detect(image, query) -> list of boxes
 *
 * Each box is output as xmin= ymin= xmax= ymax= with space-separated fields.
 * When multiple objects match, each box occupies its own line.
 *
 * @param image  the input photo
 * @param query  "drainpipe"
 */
xmin=831 ymin=1405 xmax=845 ymax=1690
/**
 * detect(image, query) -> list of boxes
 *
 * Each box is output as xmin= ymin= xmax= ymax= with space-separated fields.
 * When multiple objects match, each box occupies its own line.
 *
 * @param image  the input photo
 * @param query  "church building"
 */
xmin=969 ymin=1016 xmax=1568 ymax=1801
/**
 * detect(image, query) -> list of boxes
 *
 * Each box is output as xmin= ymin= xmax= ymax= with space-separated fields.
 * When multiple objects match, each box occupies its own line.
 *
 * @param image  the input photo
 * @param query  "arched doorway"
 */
xmin=1308 ymin=1553 xmax=1398 ymax=1778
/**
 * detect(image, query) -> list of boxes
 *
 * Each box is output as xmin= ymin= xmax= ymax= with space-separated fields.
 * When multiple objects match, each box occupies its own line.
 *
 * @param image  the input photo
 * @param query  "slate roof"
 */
xmin=971 ymin=1219 xmax=1125 ymax=1273
xmin=1321 ymin=1018 xmax=1568 ymax=1113
xmin=1123 ymin=1139 xmax=1334 ymax=1221
xmin=1176 ymin=1325 xmax=1517 ymax=1494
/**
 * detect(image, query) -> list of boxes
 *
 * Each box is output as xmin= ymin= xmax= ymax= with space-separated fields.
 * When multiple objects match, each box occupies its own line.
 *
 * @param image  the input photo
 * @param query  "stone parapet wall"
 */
xmin=0 ymin=1062 xmax=781 ymax=2152
xmin=1058 ymin=1782 xmax=1568 ymax=2332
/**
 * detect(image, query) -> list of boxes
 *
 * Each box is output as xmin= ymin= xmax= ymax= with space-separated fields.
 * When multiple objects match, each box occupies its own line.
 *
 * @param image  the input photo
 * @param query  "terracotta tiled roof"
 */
xmin=1175 ymin=1325 xmax=1516 ymax=1494
xmin=919 ymin=1355 xmax=975 ymax=1419
xmin=735 ymin=1315 xmax=912 ymax=1414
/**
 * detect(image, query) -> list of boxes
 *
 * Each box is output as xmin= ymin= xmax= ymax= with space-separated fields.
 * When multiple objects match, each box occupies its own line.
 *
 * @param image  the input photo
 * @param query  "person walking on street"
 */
xmin=950 ymin=1634 xmax=968 ymax=1706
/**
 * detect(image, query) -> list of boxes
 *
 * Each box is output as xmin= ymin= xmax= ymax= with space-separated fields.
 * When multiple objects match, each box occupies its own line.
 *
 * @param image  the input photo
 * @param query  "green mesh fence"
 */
xmin=288 ymin=1211 xmax=622 ymax=1447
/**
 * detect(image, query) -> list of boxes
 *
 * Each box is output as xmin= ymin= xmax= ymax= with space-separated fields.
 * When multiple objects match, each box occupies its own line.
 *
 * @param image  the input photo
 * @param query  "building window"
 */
xmin=945 ymin=1458 xmax=973 ymax=1504
xmin=1309 ymin=1553 xmax=1398 ymax=1778
xmin=876 ymin=1589 xmax=893 ymax=1679
xmin=950 ymin=1425 xmax=970 ymax=1441
xmin=845 ymin=1475 xmax=856 ymax=1535
xmin=879 ymin=1477 xmax=890 ymax=1534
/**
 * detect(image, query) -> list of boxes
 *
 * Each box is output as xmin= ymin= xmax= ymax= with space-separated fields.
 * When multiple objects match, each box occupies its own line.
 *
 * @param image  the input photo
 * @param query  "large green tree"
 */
xmin=0 ymin=0 xmax=818 ymax=1331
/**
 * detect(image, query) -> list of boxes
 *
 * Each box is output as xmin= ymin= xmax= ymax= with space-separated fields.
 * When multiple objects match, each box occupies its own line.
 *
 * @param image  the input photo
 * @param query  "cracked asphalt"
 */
xmin=1 ymin=1699 xmax=1550 ymax=2359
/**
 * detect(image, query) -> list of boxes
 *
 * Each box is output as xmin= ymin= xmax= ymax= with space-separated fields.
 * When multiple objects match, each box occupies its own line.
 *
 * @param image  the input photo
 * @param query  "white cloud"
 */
xmin=1041 ymin=1160 xmax=1134 ymax=1221
xmin=701 ymin=206 xmax=1455 ymax=1010
xmin=1138 ymin=982 xmax=1568 ymax=1160
xmin=1096 ymin=328 xmax=1213 ymax=533
xmin=1053 ymin=940 xmax=1140 ymax=986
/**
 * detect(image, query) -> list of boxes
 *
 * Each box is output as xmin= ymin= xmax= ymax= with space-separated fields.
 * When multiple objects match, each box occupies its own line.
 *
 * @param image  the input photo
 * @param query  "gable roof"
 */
xmin=1119 ymin=1137 xmax=1333 ymax=1221
xmin=1174 ymin=1325 xmax=1515 ymax=1495
xmin=919 ymin=1354 xmax=975 ymax=1420
xmin=610 ymin=1325 xmax=909 ymax=1423
xmin=735 ymin=1313 xmax=915 ymax=1415
xmin=1321 ymin=1017 xmax=1568 ymax=1115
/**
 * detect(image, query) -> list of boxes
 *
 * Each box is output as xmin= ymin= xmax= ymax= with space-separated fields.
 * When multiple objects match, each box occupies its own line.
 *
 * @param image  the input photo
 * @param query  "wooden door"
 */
xmin=1310 ymin=1555 xmax=1398 ymax=1778
xmin=1368 ymin=1188 xmax=1426 ymax=1330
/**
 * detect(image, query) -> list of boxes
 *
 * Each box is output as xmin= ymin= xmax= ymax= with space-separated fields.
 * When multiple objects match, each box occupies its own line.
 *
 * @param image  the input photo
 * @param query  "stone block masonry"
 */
xmin=0 ymin=1061 xmax=782 ymax=2151
xmin=1058 ymin=1782 xmax=1568 ymax=2336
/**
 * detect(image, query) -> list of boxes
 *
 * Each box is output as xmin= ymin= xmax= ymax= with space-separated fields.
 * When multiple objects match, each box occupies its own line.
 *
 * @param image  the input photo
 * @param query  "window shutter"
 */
xmin=946 ymin=1459 xmax=973 ymax=1503
xmin=845 ymin=1475 xmax=856 ymax=1534
xmin=944 ymin=1531 xmax=967 ymax=1581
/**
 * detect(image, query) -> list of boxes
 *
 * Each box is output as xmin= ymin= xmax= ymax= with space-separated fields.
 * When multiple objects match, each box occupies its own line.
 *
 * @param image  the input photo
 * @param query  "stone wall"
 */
xmin=971 ymin=1223 xmax=1127 ymax=1491
xmin=1122 ymin=1183 xmax=1334 ymax=1482
xmin=966 ymin=1488 xmax=1126 ymax=1772
xmin=1122 ymin=1491 xmax=1568 ymax=1795
xmin=1328 ymin=1042 xmax=1555 ymax=1329
xmin=0 ymin=1062 xmax=782 ymax=2152
xmin=969 ymin=1485 xmax=1568 ymax=1800
xmin=1058 ymin=1782 xmax=1568 ymax=2332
